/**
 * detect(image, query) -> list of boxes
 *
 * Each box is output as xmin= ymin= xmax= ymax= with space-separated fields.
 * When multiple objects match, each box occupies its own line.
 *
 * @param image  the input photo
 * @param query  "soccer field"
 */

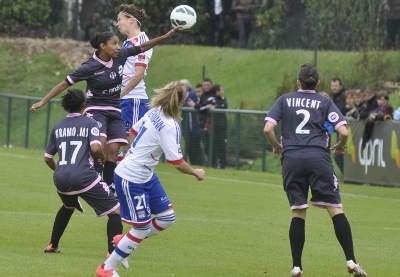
xmin=0 ymin=147 xmax=399 ymax=276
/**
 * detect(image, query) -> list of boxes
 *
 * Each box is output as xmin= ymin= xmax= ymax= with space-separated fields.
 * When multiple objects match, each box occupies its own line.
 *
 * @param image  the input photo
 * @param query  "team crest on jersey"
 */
xmin=138 ymin=54 xmax=145 ymax=61
xmin=109 ymin=71 xmax=117 ymax=79
xmin=91 ymin=127 xmax=100 ymax=136
xmin=137 ymin=210 xmax=146 ymax=219
xmin=328 ymin=112 xmax=339 ymax=122
xmin=131 ymin=37 xmax=139 ymax=45
xmin=86 ymin=90 xmax=93 ymax=98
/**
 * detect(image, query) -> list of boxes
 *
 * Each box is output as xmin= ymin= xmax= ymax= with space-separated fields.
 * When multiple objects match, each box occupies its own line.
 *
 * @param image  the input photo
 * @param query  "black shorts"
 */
xmin=85 ymin=110 xmax=128 ymax=145
xmin=281 ymin=148 xmax=342 ymax=210
xmin=58 ymin=180 xmax=120 ymax=216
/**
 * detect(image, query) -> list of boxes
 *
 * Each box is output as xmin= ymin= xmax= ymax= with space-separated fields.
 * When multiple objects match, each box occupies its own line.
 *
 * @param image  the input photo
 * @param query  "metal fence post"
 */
xmin=235 ymin=113 xmax=241 ymax=170
xmin=6 ymin=97 xmax=12 ymax=147
xmin=25 ymin=99 xmax=31 ymax=148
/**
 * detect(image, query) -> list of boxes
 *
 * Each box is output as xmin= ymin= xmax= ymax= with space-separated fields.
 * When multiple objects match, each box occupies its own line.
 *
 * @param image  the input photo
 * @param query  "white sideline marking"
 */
xmin=156 ymin=170 xmax=400 ymax=202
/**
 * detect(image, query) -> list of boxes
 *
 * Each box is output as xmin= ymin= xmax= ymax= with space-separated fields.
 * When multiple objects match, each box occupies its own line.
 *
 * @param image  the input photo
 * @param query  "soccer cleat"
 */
xmin=44 ymin=244 xmax=60 ymax=253
xmin=96 ymin=264 xmax=120 ymax=277
xmin=347 ymin=260 xmax=368 ymax=277
xmin=290 ymin=266 xmax=302 ymax=277
xmin=112 ymin=234 xmax=124 ymax=246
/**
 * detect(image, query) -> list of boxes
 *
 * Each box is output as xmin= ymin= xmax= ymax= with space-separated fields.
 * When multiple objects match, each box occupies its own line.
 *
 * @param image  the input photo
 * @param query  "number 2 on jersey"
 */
xmin=58 ymin=141 xmax=82 ymax=165
xmin=295 ymin=109 xmax=310 ymax=134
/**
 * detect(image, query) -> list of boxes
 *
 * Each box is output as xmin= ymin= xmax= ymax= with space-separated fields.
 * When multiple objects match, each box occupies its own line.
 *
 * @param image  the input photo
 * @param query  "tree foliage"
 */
xmin=0 ymin=0 xmax=388 ymax=50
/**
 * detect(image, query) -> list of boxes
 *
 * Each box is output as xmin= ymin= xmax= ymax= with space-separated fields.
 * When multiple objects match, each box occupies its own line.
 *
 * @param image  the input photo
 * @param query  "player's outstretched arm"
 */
xmin=30 ymin=81 xmax=69 ymax=113
xmin=173 ymin=160 xmax=205 ymax=181
xmin=139 ymin=26 xmax=182 ymax=53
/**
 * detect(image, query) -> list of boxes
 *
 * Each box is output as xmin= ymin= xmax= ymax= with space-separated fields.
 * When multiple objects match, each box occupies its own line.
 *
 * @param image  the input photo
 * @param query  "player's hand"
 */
xmin=30 ymin=101 xmax=44 ymax=113
xmin=165 ymin=25 xmax=182 ymax=37
xmin=273 ymin=146 xmax=282 ymax=156
xmin=330 ymin=141 xmax=346 ymax=154
xmin=194 ymin=169 xmax=205 ymax=181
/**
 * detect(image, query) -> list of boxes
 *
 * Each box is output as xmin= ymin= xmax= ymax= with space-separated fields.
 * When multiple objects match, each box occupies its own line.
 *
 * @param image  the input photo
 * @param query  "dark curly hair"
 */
xmin=59 ymin=89 xmax=86 ymax=113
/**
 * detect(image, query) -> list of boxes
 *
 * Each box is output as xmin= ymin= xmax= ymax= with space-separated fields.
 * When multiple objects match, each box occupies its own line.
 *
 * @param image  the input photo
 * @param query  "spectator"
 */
xmin=208 ymin=84 xmax=228 ymax=169
xmin=84 ymin=13 xmax=103 ymax=41
xmin=368 ymin=90 xmax=394 ymax=121
xmin=263 ymin=63 xmax=367 ymax=277
xmin=358 ymin=87 xmax=379 ymax=149
xmin=203 ymin=0 xmax=230 ymax=47
xmin=187 ymin=77 xmax=215 ymax=165
xmin=231 ymin=0 xmax=260 ymax=48
xmin=345 ymin=90 xmax=359 ymax=119
xmin=352 ymin=89 xmax=365 ymax=119
xmin=329 ymin=77 xmax=347 ymax=174
xmin=182 ymin=80 xmax=203 ymax=165
xmin=95 ymin=81 xmax=205 ymax=277
xmin=380 ymin=0 xmax=400 ymax=49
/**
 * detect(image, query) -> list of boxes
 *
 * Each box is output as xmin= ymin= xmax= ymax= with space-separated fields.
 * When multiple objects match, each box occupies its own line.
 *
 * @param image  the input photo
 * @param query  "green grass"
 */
xmin=0 ymin=147 xmax=399 ymax=276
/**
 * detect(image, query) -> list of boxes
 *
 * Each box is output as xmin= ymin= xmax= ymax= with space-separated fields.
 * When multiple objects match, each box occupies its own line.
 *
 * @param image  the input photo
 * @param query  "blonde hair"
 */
xmin=150 ymin=81 xmax=185 ymax=120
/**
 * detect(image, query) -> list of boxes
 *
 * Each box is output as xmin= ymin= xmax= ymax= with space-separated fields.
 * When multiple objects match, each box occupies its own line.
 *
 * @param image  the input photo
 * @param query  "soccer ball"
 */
xmin=170 ymin=5 xmax=197 ymax=30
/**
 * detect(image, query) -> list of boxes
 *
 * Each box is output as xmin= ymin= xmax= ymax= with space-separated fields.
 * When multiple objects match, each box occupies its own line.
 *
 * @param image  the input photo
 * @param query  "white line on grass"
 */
xmin=156 ymin=170 xmax=400 ymax=202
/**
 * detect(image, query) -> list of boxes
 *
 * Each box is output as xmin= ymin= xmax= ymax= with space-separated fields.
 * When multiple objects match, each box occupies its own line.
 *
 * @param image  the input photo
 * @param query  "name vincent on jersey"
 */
xmin=54 ymin=127 xmax=92 ymax=138
xmin=286 ymin=97 xmax=322 ymax=109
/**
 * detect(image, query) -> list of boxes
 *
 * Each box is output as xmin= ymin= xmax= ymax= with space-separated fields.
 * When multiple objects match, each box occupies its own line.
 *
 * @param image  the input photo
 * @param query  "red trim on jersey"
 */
xmin=130 ymin=127 xmax=138 ymax=136
xmin=126 ymin=232 xmax=143 ymax=244
xmin=151 ymin=218 xmax=164 ymax=231
xmin=166 ymin=158 xmax=184 ymax=165
xmin=135 ymin=62 xmax=147 ymax=68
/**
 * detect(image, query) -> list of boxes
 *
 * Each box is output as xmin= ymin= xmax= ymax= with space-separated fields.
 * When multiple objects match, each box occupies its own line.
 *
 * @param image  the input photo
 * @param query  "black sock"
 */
xmin=103 ymin=161 xmax=117 ymax=187
xmin=107 ymin=214 xmax=123 ymax=253
xmin=49 ymin=206 xmax=74 ymax=248
xmin=332 ymin=213 xmax=356 ymax=263
xmin=289 ymin=217 xmax=305 ymax=269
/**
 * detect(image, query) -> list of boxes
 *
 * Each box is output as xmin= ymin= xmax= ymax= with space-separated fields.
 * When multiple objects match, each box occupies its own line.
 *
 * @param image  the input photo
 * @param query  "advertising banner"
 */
xmin=344 ymin=120 xmax=400 ymax=187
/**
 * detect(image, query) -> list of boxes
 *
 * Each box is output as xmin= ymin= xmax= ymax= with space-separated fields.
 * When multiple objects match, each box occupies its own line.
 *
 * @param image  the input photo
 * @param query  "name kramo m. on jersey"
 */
xmin=54 ymin=127 xmax=91 ymax=138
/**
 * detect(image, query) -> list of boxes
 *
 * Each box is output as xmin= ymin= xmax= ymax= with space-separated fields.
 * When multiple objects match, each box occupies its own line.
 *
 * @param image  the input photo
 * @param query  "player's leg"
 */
xmin=79 ymin=180 xmax=122 ymax=255
xmin=97 ymin=174 xmax=152 ymax=275
xmin=146 ymin=174 xmax=176 ymax=237
xmin=45 ymin=194 xmax=82 ymax=253
xmin=309 ymin=151 xmax=367 ymax=276
xmin=103 ymin=112 xmax=128 ymax=191
xmin=282 ymin=151 xmax=309 ymax=276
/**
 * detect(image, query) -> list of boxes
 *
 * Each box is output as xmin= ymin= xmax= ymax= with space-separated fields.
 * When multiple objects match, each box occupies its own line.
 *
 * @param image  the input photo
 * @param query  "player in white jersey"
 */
xmin=117 ymin=3 xmax=153 ymax=150
xmin=96 ymin=81 xmax=205 ymax=277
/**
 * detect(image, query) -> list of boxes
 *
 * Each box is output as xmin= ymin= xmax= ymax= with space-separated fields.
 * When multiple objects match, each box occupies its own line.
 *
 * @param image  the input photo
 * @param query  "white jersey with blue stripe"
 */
xmin=115 ymin=107 xmax=183 ymax=183
xmin=121 ymin=32 xmax=152 ymax=100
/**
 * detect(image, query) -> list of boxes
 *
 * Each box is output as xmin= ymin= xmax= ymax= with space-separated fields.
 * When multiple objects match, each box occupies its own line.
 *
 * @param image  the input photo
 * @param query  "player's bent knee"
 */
xmin=154 ymin=209 xmax=176 ymax=230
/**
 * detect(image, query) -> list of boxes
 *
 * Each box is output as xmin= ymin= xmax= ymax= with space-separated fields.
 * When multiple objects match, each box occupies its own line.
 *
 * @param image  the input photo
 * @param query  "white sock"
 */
xmin=147 ymin=209 xmax=176 ymax=238
xmin=104 ymin=224 xmax=150 ymax=270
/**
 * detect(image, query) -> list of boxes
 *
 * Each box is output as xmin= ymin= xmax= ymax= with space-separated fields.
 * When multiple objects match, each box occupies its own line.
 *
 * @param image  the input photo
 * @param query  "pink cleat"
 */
xmin=347 ymin=260 xmax=367 ymax=277
xmin=96 ymin=264 xmax=120 ymax=277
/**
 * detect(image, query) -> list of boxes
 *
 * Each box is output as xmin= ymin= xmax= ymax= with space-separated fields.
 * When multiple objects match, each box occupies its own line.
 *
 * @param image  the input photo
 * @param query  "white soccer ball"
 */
xmin=170 ymin=5 xmax=197 ymax=30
